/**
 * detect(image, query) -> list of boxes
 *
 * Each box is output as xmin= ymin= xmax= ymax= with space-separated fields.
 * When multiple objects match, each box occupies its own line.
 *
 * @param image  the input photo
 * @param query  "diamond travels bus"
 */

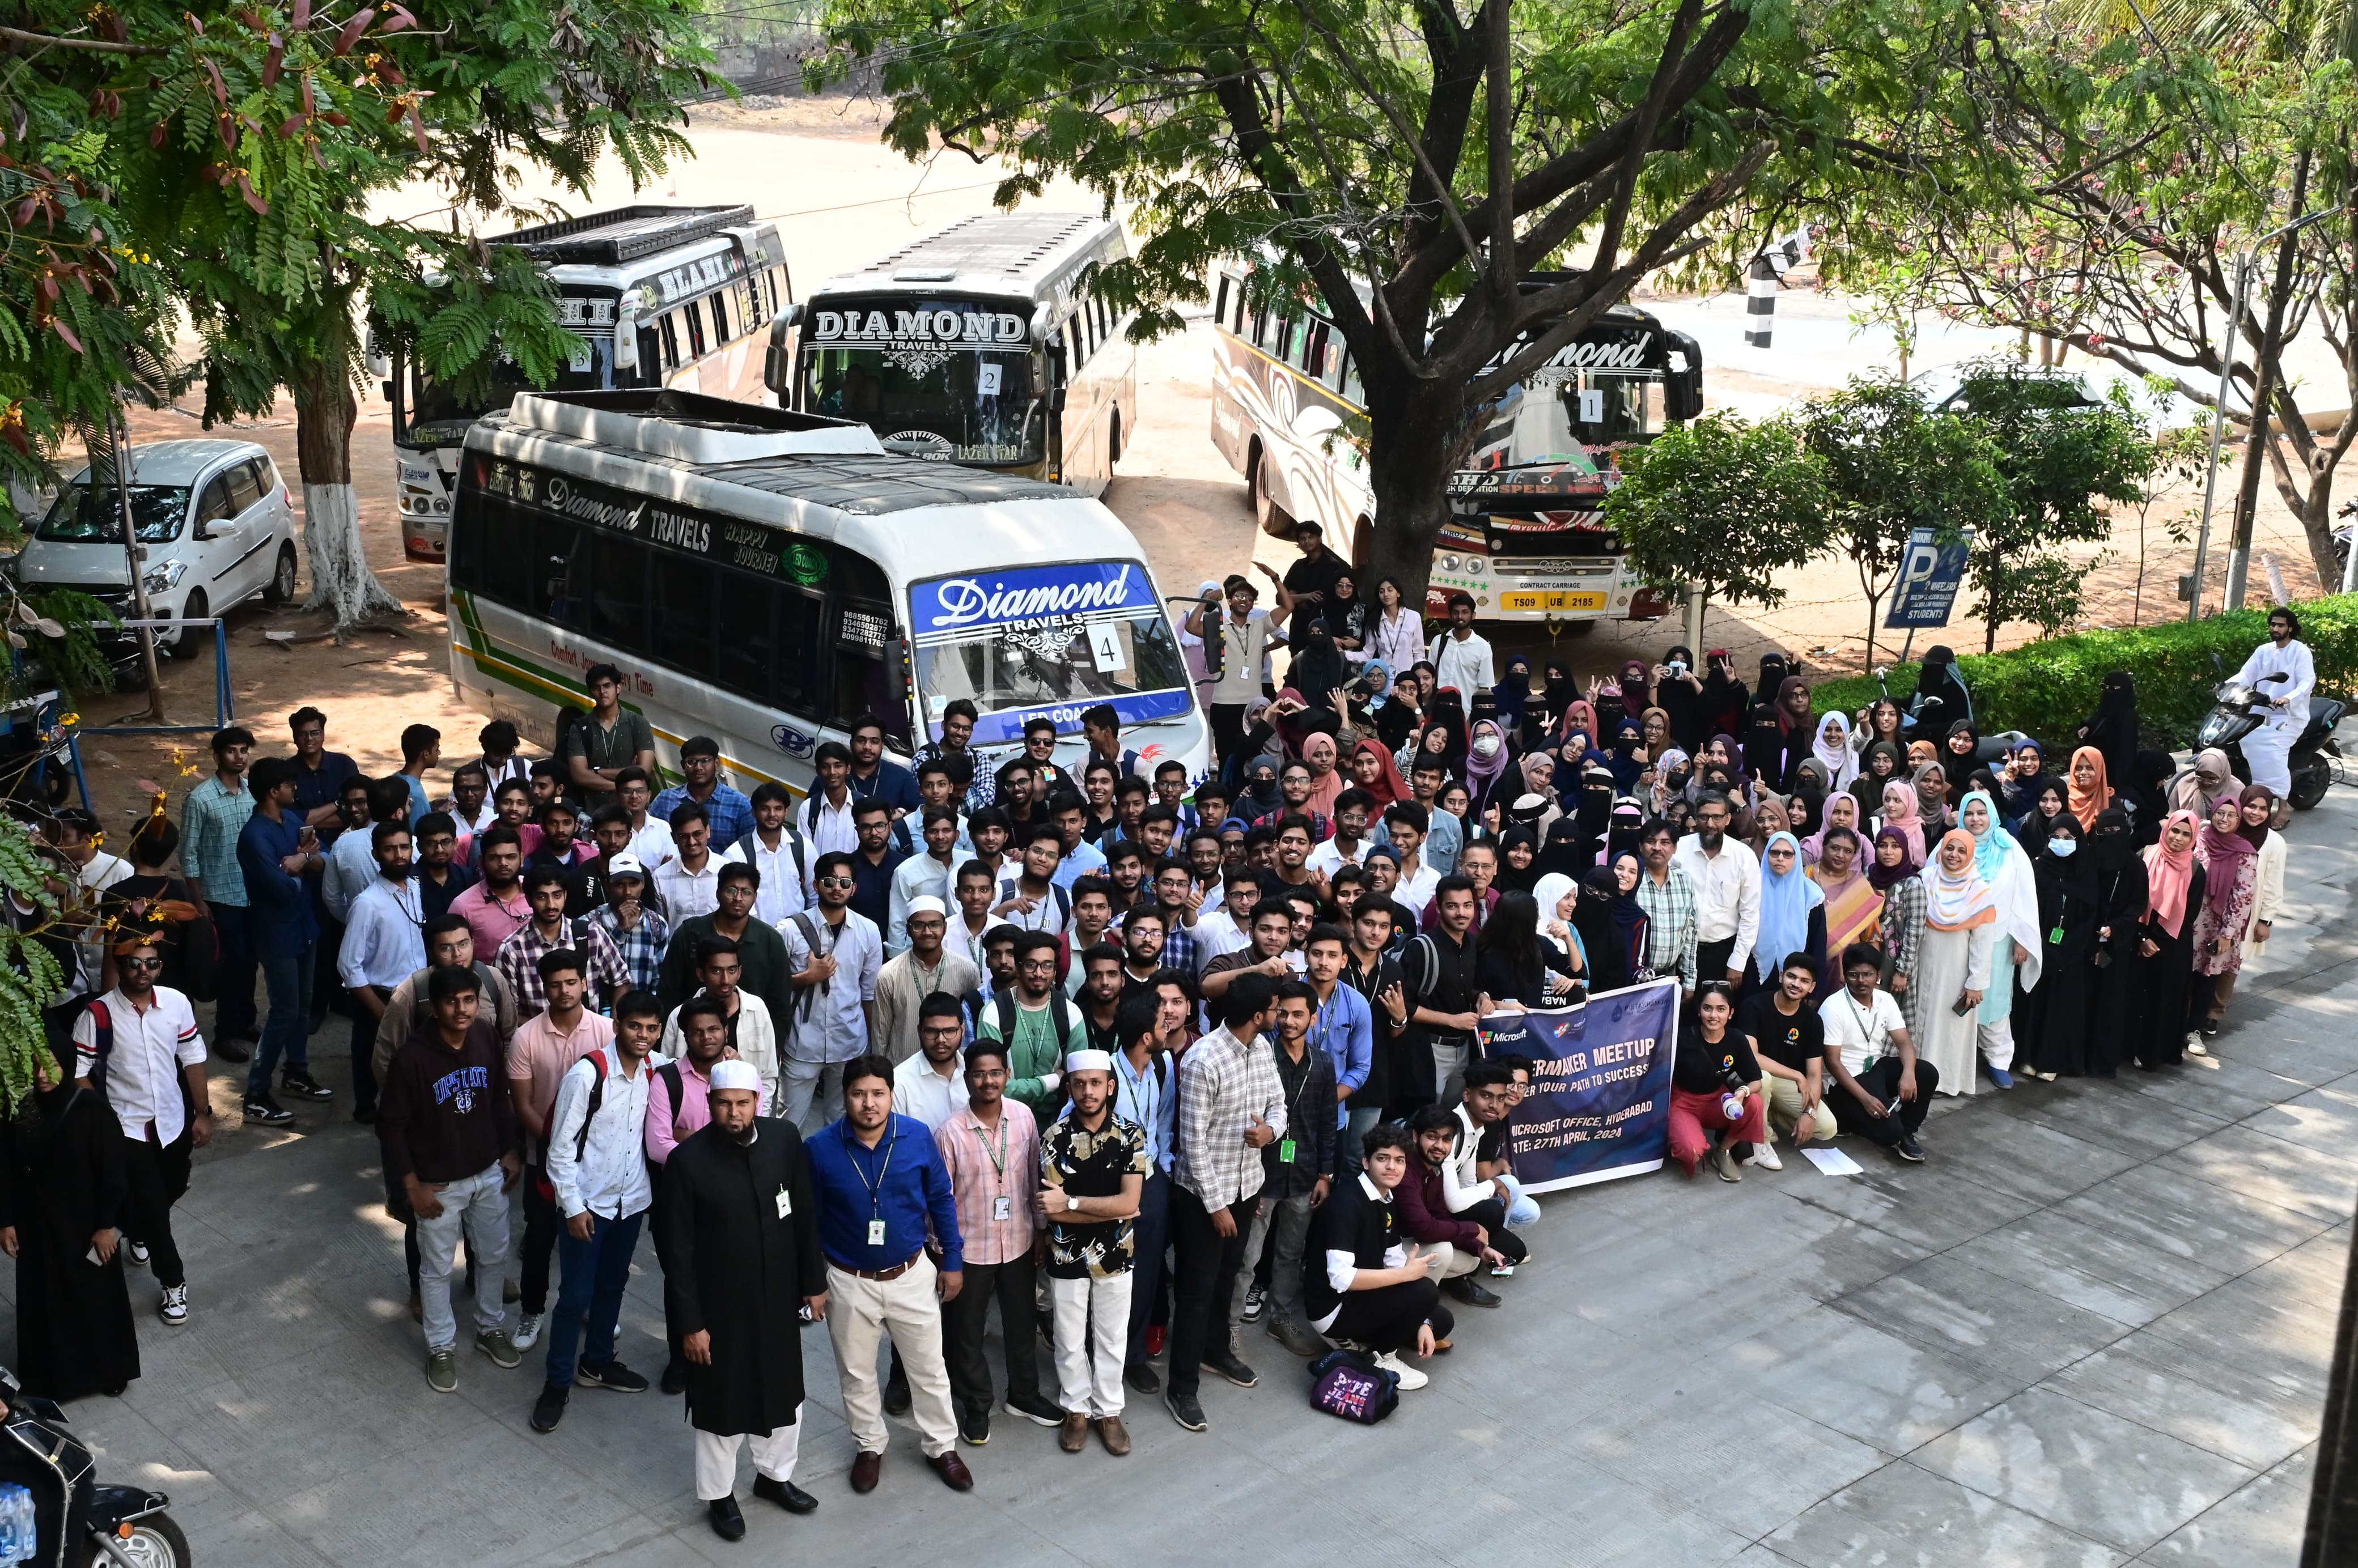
xmin=443 ymin=389 xmax=1208 ymax=800
xmin=1207 ymin=265 xmax=1703 ymax=629
xmin=767 ymin=211 xmax=1138 ymax=496
xmin=384 ymin=204 xmax=792 ymax=562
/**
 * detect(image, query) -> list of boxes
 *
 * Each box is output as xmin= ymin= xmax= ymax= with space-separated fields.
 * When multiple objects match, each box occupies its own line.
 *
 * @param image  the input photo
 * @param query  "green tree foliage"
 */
xmin=818 ymin=0 xmax=1971 ymax=601
xmin=1604 ymin=411 xmax=1830 ymax=625
xmin=1799 ymin=379 xmax=2009 ymax=669
xmin=1949 ymin=359 xmax=2149 ymax=650
xmin=0 ymin=815 xmax=70 ymax=1112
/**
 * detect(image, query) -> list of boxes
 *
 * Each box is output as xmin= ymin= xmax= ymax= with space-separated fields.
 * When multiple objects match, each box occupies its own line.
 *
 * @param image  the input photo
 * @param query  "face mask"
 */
xmin=1473 ymin=736 xmax=1502 ymax=759
xmin=2048 ymin=838 xmax=2077 ymax=858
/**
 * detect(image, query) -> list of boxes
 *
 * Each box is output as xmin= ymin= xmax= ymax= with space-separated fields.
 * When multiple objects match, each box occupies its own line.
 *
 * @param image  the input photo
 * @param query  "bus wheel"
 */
xmin=1250 ymin=446 xmax=1290 ymax=537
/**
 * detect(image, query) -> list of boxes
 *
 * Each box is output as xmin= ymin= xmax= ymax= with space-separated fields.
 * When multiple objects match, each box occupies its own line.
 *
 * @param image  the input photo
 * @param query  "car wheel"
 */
xmin=265 ymin=542 xmax=298 ymax=604
xmin=172 ymin=589 xmax=207 ymax=652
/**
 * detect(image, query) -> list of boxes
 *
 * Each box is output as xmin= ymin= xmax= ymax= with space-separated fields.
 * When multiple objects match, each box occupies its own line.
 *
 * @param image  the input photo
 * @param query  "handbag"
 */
xmin=1307 ymin=1348 xmax=1399 ymax=1424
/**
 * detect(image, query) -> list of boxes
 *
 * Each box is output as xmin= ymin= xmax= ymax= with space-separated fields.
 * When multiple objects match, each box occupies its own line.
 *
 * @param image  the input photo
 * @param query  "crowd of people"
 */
xmin=0 ymin=580 xmax=2324 ymax=1536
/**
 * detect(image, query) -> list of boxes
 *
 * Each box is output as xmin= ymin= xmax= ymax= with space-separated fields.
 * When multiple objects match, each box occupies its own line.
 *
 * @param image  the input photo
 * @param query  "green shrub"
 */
xmin=1810 ymin=594 xmax=2358 ymax=749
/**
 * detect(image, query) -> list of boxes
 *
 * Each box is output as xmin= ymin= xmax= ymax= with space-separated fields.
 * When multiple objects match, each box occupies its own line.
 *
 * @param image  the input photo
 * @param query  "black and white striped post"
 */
xmin=1742 ymin=227 xmax=1813 ymax=350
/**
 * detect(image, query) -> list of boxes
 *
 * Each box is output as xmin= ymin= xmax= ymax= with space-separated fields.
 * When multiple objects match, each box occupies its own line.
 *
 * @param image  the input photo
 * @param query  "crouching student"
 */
xmin=1668 ymin=981 xmax=1769 ymax=1183
xmin=1818 ymin=943 xmax=1935 ymax=1163
xmin=1303 ymin=1123 xmax=1453 ymax=1391
xmin=1398 ymin=1107 xmax=1520 ymax=1301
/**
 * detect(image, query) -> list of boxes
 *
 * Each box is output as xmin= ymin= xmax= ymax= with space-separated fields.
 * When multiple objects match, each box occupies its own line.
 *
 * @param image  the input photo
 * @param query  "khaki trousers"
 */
xmin=1763 ymin=1075 xmax=1838 ymax=1142
xmin=825 ymin=1257 xmax=958 ymax=1457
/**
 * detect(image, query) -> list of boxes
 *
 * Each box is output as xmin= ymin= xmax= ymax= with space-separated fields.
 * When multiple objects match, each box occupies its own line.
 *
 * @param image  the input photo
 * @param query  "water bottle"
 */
xmin=0 ymin=1481 xmax=36 ymax=1564
xmin=1720 ymin=1093 xmax=1744 ymax=1124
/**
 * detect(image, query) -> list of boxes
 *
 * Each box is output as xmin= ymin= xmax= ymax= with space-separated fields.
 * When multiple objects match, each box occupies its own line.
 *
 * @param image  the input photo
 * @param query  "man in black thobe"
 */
xmin=665 ymin=1059 xmax=829 ymax=1542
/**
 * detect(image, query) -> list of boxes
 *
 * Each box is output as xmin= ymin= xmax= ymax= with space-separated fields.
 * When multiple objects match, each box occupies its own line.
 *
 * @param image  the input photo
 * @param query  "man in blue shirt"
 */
xmin=651 ymin=736 xmax=754 ymax=849
xmin=286 ymin=706 xmax=361 ymax=835
xmin=845 ymin=713 xmax=921 ymax=820
xmin=803 ymin=1055 xmax=973 ymax=1494
xmin=236 ymin=758 xmax=327 ymax=1125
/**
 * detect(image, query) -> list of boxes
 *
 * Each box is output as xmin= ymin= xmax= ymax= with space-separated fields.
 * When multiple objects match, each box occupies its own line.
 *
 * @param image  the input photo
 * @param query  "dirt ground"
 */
xmin=62 ymin=98 xmax=2341 ymax=835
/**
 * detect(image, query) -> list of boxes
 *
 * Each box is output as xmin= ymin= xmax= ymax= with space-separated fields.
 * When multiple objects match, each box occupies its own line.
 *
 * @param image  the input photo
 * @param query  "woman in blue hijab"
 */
xmin=1754 ymin=830 xmax=1826 ymax=993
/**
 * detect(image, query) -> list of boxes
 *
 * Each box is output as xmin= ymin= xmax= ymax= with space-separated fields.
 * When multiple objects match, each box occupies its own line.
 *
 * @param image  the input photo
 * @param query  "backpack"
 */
xmin=1307 ymin=1348 xmax=1399 ymax=1424
xmin=1406 ymin=934 xmax=1441 ymax=1002
xmin=534 ymin=1048 xmax=611 ymax=1201
xmin=731 ymin=827 xmax=807 ymax=901
xmin=784 ymin=912 xmax=828 ymax=1025
xmin=993 ymin=987 xmax=1076 ymax=1056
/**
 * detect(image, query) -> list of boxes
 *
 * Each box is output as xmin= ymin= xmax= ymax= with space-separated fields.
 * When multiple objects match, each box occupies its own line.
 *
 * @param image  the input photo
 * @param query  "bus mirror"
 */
xmin=1666 ymin=372 xmax=1703 ymax=422
xmin=764 ymin=314 xmax=796 ymax=398
xmin=381 ymin=381 xmax=395 ymax=403
xmin=1046 ymin=340 xmax=1068 ymax=413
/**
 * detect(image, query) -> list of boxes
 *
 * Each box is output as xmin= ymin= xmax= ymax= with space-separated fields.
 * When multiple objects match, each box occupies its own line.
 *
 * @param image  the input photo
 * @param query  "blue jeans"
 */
xmin=1499 ymin=1172 xmax=1541 ymax=1228
xmin=544 ymin=1209 xmax=645 ymax=1388
xmin=1123 ymin=1168 xmax=1170 ymax=1368
xmin=251 ymin=942 xmax=315 ymax=1098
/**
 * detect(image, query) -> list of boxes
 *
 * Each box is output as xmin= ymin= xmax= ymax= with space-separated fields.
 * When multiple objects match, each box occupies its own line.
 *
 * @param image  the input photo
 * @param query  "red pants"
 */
xmin=1668 ymin=1086 xmax=1767 ymax=1175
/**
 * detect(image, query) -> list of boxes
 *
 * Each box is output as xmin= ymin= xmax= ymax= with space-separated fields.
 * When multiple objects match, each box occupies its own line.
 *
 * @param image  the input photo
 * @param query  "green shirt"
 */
xmin=978 ymin=993 xmax=1087 ymax=1116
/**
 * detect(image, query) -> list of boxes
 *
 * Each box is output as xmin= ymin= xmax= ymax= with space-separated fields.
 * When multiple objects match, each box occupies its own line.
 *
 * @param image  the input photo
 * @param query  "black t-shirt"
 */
xmin=1740 ymin=995 xmax=1825 ymax=1074
xmin=1284 ymin=552 xmax=1348 ymax=641
xmin=1672 ymin=1027 xmax=1761 ymax=1095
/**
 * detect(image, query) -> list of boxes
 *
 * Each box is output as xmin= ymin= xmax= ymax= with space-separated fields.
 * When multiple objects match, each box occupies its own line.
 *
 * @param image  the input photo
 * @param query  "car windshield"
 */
xmin=36 ymin=483 xmax=190 ymax=544
xmin=909 ymin=561 xmax=1190 ymax=741
xmin=405 ymin=335 xmax=607 ymax=448
xmin=801 ymin=296 xmax=1040 ymax=464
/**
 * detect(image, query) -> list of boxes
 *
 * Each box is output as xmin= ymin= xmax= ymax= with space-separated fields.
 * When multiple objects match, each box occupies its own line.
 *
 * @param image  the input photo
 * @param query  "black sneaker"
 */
xmin=882 ymin=1372 xmax=912 ymax=1416
xmin=1241 ymin=1282 xmax=1267 ymax=1323
xmin=1165 ymin=1387 xmax=1207 ymax=1431
xmin=1443 ymin=1276 xmax=1504 ymax=1308
xmin=957 ymin=1405 xmax=990 ymax=1446
xmin=281 ymin=1070 xmax=333 ymax=1102
xmin=576 ymin=1359 xmax=648 ymax=1393
xmin=1003 ymin=1390 xmax=1062 ymax=1427
xmin=1124 ymin=1361 xmax=1161 ymax=1396
xmin=243 ymin=1095 xmax=295 ymax=1127
xmin=215 ymin=1037 xmax=251 ymax=1064
xmin=530 ymin=1383 xmax=567 ymax=1433
xmin=1894 ymin=1133 xmax=1927 ymax=1163
xmin=1203 ymin=1349 xmax=1258 ymax=1388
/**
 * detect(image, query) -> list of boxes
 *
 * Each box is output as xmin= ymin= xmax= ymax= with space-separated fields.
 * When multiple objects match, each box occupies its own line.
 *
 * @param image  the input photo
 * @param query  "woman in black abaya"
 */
xmin=2082 ymin=807 xmax=2149 ymax=1077
xmin=0 ymin=1046 xmax=139 ymax=1401
xmin=2131 ymin=810 xmax=2206 ymax=1070
xmin=2076 ymin=670 xmax=2139 ymax=797
xmin=2015 ymin=813 xmax=2100 ymax=1079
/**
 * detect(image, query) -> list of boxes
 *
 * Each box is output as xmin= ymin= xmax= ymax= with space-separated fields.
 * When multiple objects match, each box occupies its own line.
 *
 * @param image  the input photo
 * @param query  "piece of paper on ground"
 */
xmin=1800 ymin=1146 xmax=1864 ymax=1176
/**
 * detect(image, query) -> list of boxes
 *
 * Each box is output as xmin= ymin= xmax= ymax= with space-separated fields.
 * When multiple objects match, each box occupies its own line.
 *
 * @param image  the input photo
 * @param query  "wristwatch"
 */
xmin=1066 ymin=1196 xmax=1081 ymax=1212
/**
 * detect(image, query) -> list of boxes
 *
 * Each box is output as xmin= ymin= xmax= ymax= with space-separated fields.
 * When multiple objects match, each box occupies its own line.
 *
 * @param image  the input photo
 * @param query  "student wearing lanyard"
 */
xmin=1109 ymin=992 xmax=1177 ymax=1395
xmin=803 ymin=1056 xmax=972 ymax=1493
xmin=930 ymin=1038 xmax=1057 ymax=1446
xmin=1242 ymin=980 xmax=1338 ymax=1358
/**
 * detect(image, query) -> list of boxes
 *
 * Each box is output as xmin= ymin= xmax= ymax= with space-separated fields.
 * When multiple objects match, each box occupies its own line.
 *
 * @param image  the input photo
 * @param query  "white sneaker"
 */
xmin=1374 ymin=1350 xmax=1428 ymax=1391
xmin=2185 ymin=1033 xmax=2208 ymax=1057
xmin=1742 ymin=1141 xmax=1783 ymax=1171
xmin=159 ymin=1284 xmax=189 ymax=1326
xmin=126 ymin=1240 xmax=150 ymax=1268
xmin=512 ymin=1312 xmax=545 ymax=1350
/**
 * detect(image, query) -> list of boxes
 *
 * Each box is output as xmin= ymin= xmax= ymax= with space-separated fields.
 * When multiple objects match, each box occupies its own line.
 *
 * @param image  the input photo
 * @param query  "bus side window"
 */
xmin=1214 ymin=275 xmax=1230 ymax=329
xmin=1250 ymin=307 xmax=1270 ymax=351
xmin=533 ymin=515 xmax=591 ymax=630
xmin=1321 ymin=334 xmax=1347 ymax=392
xmin=1232 ymin=284 xmax=1248 ymax=337
xmin=684 ymin=303 xmax=709 ymax=359
xmin=832 ymin=600 xmax=907 ymax=743
xmin=650 ymin=552 xmax=716 ymax=678
xmin=658 ymin=314 xmax=681 ymax=372
xmin=590 ymin=530 xmax=647 ymax=652
xmin=709 ymin=290 xmax=732 ymax=345
xmin=1341 ymin=352 xmax=1363 ymax=407
xmin=1064 ymin=318 xmax=1083 ymax=371
xmin=716 ymin=571 xmax=777 ymax=706
xmin=1301 ymin=322 xmax=1326 ymax=375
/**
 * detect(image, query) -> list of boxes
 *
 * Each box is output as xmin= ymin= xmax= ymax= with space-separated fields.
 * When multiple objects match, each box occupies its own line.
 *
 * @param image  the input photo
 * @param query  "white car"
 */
xmin=16 ymin=439 xmax=300 ymax=646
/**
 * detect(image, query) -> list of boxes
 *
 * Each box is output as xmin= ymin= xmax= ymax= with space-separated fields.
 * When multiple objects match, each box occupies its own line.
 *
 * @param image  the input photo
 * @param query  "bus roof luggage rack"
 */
xmin=498 ymin=205 xmax=757 ymax=265
xmin=507 ymin=389 xmax=887 ymax=467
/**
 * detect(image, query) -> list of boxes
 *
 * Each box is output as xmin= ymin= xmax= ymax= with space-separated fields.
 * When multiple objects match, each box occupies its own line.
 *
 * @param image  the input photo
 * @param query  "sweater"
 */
xmin=378 ymin=1018 xmax=518 ymax=1184
xmin=1397 ymin=1156 xmax=1483 ymax=1249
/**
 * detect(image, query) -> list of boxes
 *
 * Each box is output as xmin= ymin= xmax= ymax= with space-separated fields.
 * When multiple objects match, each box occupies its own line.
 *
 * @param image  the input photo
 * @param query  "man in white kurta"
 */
xmin=2232 ymin=607 xmax=2314 ymax=796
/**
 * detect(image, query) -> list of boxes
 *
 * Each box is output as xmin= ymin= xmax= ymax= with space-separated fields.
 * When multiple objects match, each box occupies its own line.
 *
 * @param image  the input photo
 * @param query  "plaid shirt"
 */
xmin=588 ymin=904 xmax=671 ymax=995
xmin=495 ymin=916 xmax=633 ymax=1019
xmin=651 ymin=783 xmax=753 ymax=849
xmin=1634 ymin=863 xmax=1700 ymax=989
xmin=932 ymin=1099 xmax=1040 ymax=1267
xmin=1881 ymin=874 xmax=1926 ymax=980
xmin=1173 ymin=1023 xmax=1287 ymax=1209
xmin=180 ymin=775 xmax=255 ymax=906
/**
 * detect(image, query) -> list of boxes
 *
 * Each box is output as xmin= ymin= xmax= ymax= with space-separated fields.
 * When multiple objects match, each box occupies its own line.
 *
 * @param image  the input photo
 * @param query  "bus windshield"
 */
xmin=1471 ymin=369 xmax=1664 ymax=471
xmin=403 ymin=337 xmax=608 ymax=448
xmin=801 ymin=296 xmax=1039 ymax=464
xmin=908 ymin=560 xmax=1191 ymax=743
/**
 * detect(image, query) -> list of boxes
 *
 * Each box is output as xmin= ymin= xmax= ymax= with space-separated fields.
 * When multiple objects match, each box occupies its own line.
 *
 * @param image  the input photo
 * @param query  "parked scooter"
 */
xmin=2197 ymin=653 xmax=2346 ymax=811
xmin=0 ymin=1366 xmax=190 ymax=1567
xmin=1871 ymin=664 xmax=2024 ymax=766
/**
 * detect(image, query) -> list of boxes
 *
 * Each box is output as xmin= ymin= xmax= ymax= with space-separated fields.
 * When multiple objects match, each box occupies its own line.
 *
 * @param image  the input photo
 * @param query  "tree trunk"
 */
xmin=290 ymin=354 xmax=401 ymax=630
xmin=1356 ymin=380 xmax=1468 ymax=621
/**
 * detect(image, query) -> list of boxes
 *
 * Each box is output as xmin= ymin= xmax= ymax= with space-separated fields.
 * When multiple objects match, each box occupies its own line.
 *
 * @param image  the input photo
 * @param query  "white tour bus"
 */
xmin=767 ymin=211 xmax=1137 ymax=496
xmin=444 ymin=389 xmax=1208 ymax=800
xmin=387 ymin=204 xmax=792 ymax=562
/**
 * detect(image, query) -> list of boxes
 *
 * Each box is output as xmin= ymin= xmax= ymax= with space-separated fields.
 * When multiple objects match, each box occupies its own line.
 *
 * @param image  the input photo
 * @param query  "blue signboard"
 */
xmin=965 ymin=690 xmax=1195 ymax=747
xmin=909 ymin=560 xmax=1157 ymax=635
xmin=1482 ymin=979 xmax=1681 ymax=1192
xmin=1885 ymin=528 xmax=1974 ymax=629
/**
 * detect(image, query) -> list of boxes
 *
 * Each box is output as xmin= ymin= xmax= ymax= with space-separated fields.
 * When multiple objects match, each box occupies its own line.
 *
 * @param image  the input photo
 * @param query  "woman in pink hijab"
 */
xmin=1878 ymin=779 xmax=1927 ymax=868
xmin=1300 ymin=730 xmax=1345 ymax=819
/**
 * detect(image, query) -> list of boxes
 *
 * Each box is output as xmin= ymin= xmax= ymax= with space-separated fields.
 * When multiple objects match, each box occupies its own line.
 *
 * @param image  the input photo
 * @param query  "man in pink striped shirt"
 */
xmin=932 ymin=1038 xmax=1058 ymax=1445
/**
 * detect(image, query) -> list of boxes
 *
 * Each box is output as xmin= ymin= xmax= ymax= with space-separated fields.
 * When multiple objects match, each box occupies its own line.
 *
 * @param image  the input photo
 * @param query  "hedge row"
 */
xmin=1809 ymin=593 xmax=2358 ymax=750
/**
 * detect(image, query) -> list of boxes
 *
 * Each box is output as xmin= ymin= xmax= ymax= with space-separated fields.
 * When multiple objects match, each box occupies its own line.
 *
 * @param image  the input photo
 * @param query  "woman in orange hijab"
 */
xmin=2066 ymin=746 xmax=2114 ymax=831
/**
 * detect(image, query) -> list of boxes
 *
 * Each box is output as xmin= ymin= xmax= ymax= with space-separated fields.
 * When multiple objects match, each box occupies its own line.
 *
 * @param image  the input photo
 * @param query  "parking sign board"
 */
xmin=1885 ymin=528 xmax=1973 ymax=628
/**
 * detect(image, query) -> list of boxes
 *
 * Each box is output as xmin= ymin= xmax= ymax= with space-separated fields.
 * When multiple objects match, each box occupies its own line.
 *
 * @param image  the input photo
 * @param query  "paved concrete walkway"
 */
xmin=11 ymin=774 xmax=2353 ymax=1566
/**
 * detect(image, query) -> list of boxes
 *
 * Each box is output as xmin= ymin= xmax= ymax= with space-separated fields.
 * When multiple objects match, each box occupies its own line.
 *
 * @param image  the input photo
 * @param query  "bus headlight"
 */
xmin=1441 ymin=554 xmax=1460 ymax=571
xmin=1464 ymin=556 xmax=1485 ymax=576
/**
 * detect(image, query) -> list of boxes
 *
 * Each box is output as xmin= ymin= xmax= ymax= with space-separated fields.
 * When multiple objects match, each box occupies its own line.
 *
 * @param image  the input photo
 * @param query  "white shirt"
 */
xmin=1367 ymin=606 xmax=1425 ymax=671
xmin=804 ymin=792 xmax=860 ymax=871
xmin=993 ymin=876 xmax=1071 ymax=936
xmin=1672 ymin=833 xmax=1762 ymax=971
xmin=1820 ymin=987 xmax=1908 ymax=1077
xmin=887 ymin=851 xmax=959 ymax=956
xmin=893 ymin=1053 xmax=965 ymax=1133
xmin=653 ymin=854 xmax=726 ymax=924
xmin=1306 ymin=836 xmax=1369 ymax=878
xmin=323 ymin=827 xmax=380 ymax=923
xmin=949 ymin=915 xmax=998 ymax=978
xmin=626 ymin=817 xmax=677 ymax=872
xmin=338 ymin=876 xmax=427 ymax=991
xmin=544 ymin=1048 xmax=656 ymax=1220
xmin=74 ymin=985 xmax=205 ymax=1144
xmin=777 ymin=907 xmax=883 ymax=1063
xmin=453 ymin=801 xmax=499 ymax=835
xmin=1396 ymin=861 xmax=1441 ymax=917
xmin=733 ymin=828 xmax=809 ymax=925
xmin=2234 ymin=638 xmax=2315 ymax=726
xmin=1191 ymin=908 xmax=1253 ymax=973
xmin=1429 ymin=628 xmax=1495 ymax=695
xmin=61 ymin=851 xmax=131 ymax=997
xmin=659 ymin=991 xmax=782 ymax=1107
